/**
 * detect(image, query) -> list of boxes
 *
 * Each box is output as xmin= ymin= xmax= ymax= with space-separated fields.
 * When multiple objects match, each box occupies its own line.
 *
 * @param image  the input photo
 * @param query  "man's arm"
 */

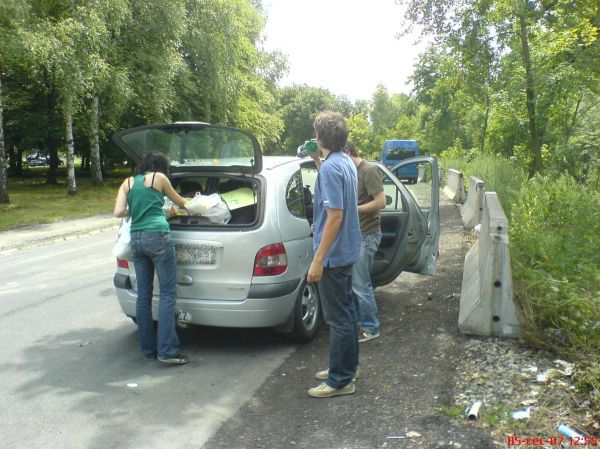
xmin=307 ymin=208 xmax=343 ymax=282
xmin=358 ymin=190 xmax=386 ymax=214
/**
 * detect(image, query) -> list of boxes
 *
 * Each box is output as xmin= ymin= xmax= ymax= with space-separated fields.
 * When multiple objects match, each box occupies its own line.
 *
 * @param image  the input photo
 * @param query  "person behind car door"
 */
xmin=307 ymin=111 xmax=361 ymax=398
xmin=113 ymin=151 xmax=189 ymax=365
xmin=343 ymin=140 xmax=386 ymax=343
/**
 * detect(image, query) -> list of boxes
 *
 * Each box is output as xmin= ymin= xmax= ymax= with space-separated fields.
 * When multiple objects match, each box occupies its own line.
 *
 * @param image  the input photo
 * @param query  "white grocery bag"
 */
xmin=112 ymin=217 xmax=133 ymax=258
xmin=186 ymin=193 xmax=231 ymax=224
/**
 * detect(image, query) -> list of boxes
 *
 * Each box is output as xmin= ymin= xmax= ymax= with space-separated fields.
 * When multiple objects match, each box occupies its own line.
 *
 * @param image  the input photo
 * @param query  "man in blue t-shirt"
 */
xmin=307 ymin=111 xmax=361 ymax=398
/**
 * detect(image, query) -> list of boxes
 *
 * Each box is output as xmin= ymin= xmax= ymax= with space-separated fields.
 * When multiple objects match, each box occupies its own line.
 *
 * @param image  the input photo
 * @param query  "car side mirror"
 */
xmin=385 ymin=195 xmax=392 ymax=206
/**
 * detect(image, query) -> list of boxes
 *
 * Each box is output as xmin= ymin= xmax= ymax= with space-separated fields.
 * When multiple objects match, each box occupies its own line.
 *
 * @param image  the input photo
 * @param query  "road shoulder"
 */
xmin=0 ymin=214 xmax=118 ymax=254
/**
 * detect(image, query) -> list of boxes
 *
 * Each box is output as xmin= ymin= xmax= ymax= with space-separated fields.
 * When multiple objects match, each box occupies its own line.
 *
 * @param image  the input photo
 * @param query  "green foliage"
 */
xmin=347 ymin=113 xmax=378 ymax=159
xmin=510 ymin=174 xmax=600 ymax=392
xmin=437 ymin=405 xmax=465 ymax=419
xmin=369 ymin=84 xmax=400 ymax=137
xmin=276 ymin=85 xmax=354 ymax=154
xmin=399 ymin=0 xmax=600 ymax=179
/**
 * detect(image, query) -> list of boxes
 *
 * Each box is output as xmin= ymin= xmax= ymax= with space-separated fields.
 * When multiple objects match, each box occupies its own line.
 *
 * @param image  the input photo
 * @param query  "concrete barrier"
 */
xmin=443 ymin=169 xmax=466 ymax=204
xmin=460 ymin=176 xmax=485 ymax=229
xmin=459 ymin=192 xmax=521 ymax=338
xmin=417 ymin=164 xmax=428 ymax=183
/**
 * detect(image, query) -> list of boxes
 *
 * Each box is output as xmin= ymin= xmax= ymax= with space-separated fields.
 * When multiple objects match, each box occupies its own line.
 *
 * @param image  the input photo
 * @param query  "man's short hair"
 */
xmin=313 ymin=111 xmax=348 ymax=152
xmin=344 ymin=139 xmax=358 ymax=157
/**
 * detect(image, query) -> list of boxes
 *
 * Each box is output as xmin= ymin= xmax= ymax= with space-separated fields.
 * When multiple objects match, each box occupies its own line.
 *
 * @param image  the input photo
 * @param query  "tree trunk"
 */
xmin=564 ymin=92 xmax=583 ymax=146
xmin=0 ymin=76 xmax=9 ymax=204
xmin=480 ymin=91 xmax=490 ymax=154
xmin=518 ymin=9 xmax=543 ymax=177
xmin=89 ymin=95 xmax=103 ymax=186
xmin=65 ymin=107 xmax=77 ymax=196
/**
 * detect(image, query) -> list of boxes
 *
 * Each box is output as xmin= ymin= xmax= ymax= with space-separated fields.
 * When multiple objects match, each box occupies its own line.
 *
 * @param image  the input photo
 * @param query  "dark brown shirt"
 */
xmin=356 ymin=160 xmax=384 ymax=235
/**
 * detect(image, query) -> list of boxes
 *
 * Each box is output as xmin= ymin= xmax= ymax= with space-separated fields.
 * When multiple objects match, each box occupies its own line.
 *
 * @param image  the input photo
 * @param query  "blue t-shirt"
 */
xmin=312 ymin=152 xmax=361 ymax=267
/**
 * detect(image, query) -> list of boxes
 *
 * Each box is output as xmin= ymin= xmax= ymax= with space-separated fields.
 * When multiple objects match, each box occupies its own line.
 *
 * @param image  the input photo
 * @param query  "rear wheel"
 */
xmin=290 ymin=280 xmax=321 ymax=342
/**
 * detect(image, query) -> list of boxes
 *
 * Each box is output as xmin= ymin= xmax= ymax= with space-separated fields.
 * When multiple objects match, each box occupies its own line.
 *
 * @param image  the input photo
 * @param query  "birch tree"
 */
xmin=0 ymin=76 xmax=9 ymax=204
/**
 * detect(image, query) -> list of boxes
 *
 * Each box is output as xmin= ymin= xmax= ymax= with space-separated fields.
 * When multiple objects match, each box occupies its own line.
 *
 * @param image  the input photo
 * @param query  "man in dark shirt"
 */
xmin=344 ymin=140 xmax=386 ymax=342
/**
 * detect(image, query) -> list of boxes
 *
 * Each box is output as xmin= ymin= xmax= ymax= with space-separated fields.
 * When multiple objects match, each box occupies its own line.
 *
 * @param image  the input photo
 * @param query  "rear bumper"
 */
xmin=113 ymin=274 xmax=300 ymax=328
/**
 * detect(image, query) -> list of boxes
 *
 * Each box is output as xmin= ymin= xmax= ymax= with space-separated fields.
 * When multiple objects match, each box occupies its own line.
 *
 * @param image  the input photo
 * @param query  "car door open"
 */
xmin=371 ymin=157 xmax=440 ymax=287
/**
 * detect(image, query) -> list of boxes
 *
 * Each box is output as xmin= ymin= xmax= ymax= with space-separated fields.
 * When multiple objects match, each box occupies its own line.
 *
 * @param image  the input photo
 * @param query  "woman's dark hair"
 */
xmin=134 ymin=151 xmax=171 ymax=175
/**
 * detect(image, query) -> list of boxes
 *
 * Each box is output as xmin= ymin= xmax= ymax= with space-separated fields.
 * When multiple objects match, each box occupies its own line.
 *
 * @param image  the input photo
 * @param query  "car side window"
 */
xmin=379 ymin=168 xmax=407 ymax=212
xmin=285 ymin=170 xmax=305 ymax=218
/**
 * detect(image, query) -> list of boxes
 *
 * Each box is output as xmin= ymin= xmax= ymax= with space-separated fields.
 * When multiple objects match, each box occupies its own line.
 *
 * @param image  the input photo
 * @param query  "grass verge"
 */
xmin=0 ymin=170 xmax=125 ymax=231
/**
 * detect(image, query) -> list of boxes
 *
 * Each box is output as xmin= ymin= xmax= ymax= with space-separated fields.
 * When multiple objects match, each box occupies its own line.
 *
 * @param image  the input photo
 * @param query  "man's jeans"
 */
xmin=352 ymin=230 xmax=382 ymax=333
xmin=318 ymin=264 xmax=359 ymax=389
xmin=131 ymin=231 xmax=181 ymax=359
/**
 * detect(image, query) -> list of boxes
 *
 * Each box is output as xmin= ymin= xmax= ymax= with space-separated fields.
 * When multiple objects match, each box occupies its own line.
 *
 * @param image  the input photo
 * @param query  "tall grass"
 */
xmin=510 ymin=175 xmax=600 ymax=392
xmin=439 ymin=150 xmax=527 ymax=216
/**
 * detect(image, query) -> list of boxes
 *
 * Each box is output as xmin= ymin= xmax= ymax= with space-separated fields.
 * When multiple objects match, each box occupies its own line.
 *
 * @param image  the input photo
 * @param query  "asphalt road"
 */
xmin=0 ymin=230 xmax=294 ymax=449
xmin=0 ymin=202 xmax=496 ymax=449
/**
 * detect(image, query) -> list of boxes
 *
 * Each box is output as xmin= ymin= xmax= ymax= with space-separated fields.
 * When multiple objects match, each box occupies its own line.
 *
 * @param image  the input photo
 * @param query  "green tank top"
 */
xmin=128 ymin=174 xmax=170 ymax=232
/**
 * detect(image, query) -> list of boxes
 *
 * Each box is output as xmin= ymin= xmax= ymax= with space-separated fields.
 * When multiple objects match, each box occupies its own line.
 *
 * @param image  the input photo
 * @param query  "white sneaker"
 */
xmin=358 ymin=330 xmax=380 ymax=343
xmin=308 ymin=382 xmax=356 ymax=398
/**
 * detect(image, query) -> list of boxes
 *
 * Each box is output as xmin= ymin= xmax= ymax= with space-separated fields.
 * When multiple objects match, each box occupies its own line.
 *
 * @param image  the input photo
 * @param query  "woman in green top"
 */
xmin=113 ymin=152 xmax=189 ymax=365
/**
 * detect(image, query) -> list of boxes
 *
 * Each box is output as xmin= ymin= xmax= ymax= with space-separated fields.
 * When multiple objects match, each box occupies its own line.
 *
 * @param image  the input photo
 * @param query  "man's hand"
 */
xmin=309 ymin=151 xmax=322 ymax=170
xmin=307 ymin=259 xmax=323 ymax=283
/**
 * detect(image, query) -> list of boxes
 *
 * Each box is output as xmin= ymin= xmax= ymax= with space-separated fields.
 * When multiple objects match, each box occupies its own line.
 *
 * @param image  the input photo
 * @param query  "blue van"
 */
xmin=381 ymin=140 xmax=420 ymax=184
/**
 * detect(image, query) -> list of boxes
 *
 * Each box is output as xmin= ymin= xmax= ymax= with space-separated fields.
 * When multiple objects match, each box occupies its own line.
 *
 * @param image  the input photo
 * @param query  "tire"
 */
xmin=289 ymin=280 xmax=322 ymax=342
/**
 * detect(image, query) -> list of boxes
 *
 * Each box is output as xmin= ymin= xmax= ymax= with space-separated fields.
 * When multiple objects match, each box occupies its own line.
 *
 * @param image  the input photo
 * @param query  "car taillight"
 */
xmin=253 ymin=243 xmax=288 ymax=276
xmin=117 ymin=258 xmax=129 ymax=269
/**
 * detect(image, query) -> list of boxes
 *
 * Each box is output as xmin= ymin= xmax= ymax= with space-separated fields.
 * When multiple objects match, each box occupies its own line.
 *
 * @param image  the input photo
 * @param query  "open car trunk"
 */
xmin=168 ymin=174 xmax=261 ymax=227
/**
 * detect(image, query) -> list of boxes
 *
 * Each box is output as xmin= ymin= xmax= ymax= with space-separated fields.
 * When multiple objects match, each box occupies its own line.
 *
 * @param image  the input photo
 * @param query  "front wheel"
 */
xmin=289 ymin=280 xmax=322 ymax=342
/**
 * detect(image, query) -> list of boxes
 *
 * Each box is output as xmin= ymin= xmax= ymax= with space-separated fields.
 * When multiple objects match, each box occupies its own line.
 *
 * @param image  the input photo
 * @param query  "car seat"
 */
xmin=179 ymin=180 xmax=203 ymax=197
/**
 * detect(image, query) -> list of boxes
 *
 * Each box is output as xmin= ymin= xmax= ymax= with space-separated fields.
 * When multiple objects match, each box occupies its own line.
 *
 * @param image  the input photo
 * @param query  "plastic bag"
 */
xmin=112 ymin=217 xmax=133 ymax=258
xmin=186 ymin=193 xmax=231 ymax=224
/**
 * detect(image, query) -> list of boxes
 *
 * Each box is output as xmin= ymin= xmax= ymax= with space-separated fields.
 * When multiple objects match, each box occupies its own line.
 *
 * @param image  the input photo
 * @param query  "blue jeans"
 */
xmin=352 ymin=230 xmax=382 ymax=333
xmin=318 ymin=264 xmax=359 ymax=389
xmin=131 ymin=231 xmax=181 ymax=359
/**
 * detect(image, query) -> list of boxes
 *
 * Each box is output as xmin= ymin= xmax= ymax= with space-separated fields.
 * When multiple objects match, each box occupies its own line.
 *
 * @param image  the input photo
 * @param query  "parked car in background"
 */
xmin=26 ymin=156 xmax=48 ymax=167
xmin=25 ymin=152 xmax=64 ymax=167
xmin=381 ymin=139 xmax=420 ymax=184
xmin=112 ymin=122 xmax=440 ymax=342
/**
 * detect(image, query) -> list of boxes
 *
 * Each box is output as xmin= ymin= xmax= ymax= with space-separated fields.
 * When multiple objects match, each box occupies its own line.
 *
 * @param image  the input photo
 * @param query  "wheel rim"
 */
xmin=300 ymin=282 xmax=318 ymax=331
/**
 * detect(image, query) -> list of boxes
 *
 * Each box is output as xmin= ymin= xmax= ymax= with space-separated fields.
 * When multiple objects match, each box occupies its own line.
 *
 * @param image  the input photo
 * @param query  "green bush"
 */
xmin=439 ymin=149 xmax=600 ymax=393
xmin=510 ymin=174 xmax=600 ymax=390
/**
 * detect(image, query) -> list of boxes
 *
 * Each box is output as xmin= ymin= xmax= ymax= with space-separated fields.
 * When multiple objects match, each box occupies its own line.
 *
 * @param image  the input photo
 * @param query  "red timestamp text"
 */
xmin=507 ymin=435 xmax=599 ymax=446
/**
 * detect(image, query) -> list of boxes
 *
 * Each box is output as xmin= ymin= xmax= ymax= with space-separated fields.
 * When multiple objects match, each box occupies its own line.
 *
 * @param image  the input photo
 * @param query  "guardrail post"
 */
xmin=460 ymin=176 xmax=485 ymax=229
xmin=459 ymin=192 xmax=521 ymax=338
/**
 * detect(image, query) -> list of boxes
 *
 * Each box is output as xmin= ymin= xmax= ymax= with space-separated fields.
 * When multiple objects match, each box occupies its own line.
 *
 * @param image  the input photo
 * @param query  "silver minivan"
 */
xmin=112 ymin=122 xmax=440 ymax=342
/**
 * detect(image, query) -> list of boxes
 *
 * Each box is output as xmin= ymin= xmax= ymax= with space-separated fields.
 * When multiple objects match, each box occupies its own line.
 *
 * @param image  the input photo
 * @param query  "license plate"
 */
xmin=176 ymin=243 xmax=217 ymax=265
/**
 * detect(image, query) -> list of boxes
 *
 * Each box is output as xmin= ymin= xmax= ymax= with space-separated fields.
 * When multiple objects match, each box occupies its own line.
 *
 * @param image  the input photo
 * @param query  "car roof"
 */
xmin=261 ymin=156 xmax=304 ymax=171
